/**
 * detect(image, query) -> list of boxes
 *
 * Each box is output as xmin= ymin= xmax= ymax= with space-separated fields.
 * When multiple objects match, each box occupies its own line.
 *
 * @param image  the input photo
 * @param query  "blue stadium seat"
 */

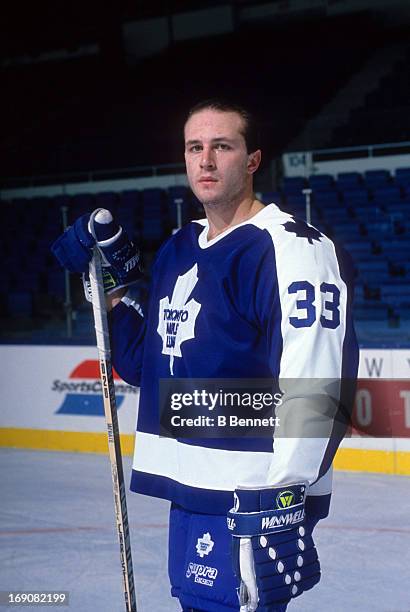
xmin=47 ymin=270 xmax=66 ymax=299
xmin=323 ymin=208 xmax=349 ymax=223
xmin=380 ymin=282 xmax=410 ymax=298
xmin=354 ymin=284 xmax=365 ymax=302
xmin=353 ymin=301 xmax=390 ymax=321
xmin=71 ymin=193 xmax=95 ymax=214
xmin=260 ymin=191 xmax=283 ymax=206
xmin=308 ymin=174 xmax=334 ymax=190
xmin=142 ymin=188 xmax=165 ymax=204
xmin=380 ymin=238 xmax=410 ymax=259
xmin=397 ymin=306 xmax=410 ymax=320
xmin=282 ymin=176 xmax=306 ymax=193
xmin=7 ymin=291 xmax=33 ymax=317
xmin=402 ymin=185 xmax=410 ymax=202
xmin=53 ymin=195 xmax=71 ymax=210
xmin=384 ymin=202 xmax=410 ymax=215
xmin=341 ymin=188 xmax=369 ymax=205
xmin=95 ymin=192 xmax=118 ymax=211
xmin=142 ymin=189 xmax=166 ymax=221
xmin=371 ymin=186 xmax=402 ymax=203
xmin=355 ymin=260 xmax=390 ymax=275
xmin=313 ymin=190 xmax=340 ymax=208
xmin=331 ymin=222 xmax=362 ymax=240
xmin=120 ymin=190 xmax=140 ymax=209
xmin=29 ymin=197 xmax=53 ymax=224
xmin=343 ymin=240 xmax=374 ymax=258
xmin=286 ymin=194 xmax=306 ymax=207
xmin=352 ymin=205 xmax=384 ymax=221
xmin=168 ymin=186 xmax=190 ymax=200
xmin=364 ymin=169 xmax=391 ymax=188
xmin=14 ymin=271 xmax=41 ymax=292
xmin=394 ymin=167 xmax=410 ymax=185
xmin=142 ymin=218 xmax=165 ymax=241
xmin=355 ymin=260 xmax=391 ymax=285
xmin=335 ymin=172 xmax=362 ymax=190
xmin=363 ymin=221 xmax=394 ymax=237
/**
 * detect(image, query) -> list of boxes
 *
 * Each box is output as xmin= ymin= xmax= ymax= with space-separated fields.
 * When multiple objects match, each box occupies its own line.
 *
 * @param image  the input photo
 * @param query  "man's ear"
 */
xmin=247 ymin=150 xmax=262 ymax=174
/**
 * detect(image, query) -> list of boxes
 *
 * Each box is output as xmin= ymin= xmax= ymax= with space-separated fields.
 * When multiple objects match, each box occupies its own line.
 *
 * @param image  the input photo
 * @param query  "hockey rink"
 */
xmin=1 ymin=448 xmax=409 ymax=612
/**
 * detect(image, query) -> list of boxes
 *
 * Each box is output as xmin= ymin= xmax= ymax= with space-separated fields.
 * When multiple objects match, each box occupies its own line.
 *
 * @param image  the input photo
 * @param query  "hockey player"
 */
xmin=52 ymin=99 xmax=358 ymax=612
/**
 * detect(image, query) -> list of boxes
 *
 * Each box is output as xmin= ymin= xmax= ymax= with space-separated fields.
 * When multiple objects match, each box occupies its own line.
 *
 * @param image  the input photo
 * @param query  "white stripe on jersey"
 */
xmin=132 ymin=431 xmax=333 ymax=495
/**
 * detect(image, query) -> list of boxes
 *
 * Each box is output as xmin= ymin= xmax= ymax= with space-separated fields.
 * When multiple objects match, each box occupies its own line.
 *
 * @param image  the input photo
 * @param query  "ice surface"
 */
xmin=0 ymin=449 xmax=409 ymax=612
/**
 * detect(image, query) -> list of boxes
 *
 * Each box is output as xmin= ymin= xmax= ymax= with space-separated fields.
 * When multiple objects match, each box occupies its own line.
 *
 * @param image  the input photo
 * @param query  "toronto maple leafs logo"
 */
xmin=282 ymin=218 xmax=322 ymax=244
xmin=196 ymin=533 xmax=214 ymax=558
xmin=157 ymin=264 xmax=201 ymax=375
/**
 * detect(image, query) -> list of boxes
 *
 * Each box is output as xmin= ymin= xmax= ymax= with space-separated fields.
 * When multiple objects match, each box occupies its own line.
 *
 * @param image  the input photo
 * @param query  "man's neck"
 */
xmin=204 ymin=196 xmax=265 ymax=241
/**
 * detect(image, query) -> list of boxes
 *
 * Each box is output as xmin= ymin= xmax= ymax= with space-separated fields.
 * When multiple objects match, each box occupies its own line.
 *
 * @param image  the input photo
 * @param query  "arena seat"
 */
xmin=340 ymin=188 xmax=370 ymax=205
xmin=335 ymin=172 xmax=362 ymax=190
xmin=95 ymin=192 xmax=118 ymax=211
xmin=47 ymin=269 xmax=66 ymax=299
xmin=371 ymin=186 xmax=402 ymax=203
xmin=282 ymin=176 xmax=307 ymax=194
xmin=353 ymin=302 xmax=391 ymax=321
xmin=7 ymin=291 xmax=34 ymax=317
xmin=364 ymin=169 xmax=391 ymax=188
xmin=343 ymin=240 xmax=374 ymax=258
xmin=308 ymin=174 xmax=334 ymax=189
xmin=260 ymin=191 xmax=283 ymax=206
xmin=313 ymin=190 xmax=341 ymax=208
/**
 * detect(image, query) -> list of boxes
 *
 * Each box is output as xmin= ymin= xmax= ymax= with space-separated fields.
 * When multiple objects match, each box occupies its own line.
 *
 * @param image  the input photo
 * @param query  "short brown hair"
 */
xmin=185 ymin=98 xmax=260 ymax=154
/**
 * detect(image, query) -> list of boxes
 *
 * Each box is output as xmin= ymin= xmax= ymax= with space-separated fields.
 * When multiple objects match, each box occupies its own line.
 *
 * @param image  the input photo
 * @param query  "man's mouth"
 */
xmin=199 ymin=177 xmax=218 ymax=183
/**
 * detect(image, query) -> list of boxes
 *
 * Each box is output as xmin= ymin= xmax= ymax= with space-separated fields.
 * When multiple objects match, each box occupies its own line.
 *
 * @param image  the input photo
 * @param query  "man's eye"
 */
xmin=215 ymin=143 xmax=231 ymax=150
xmin=189 ymin=145 xmax=202 ymax=152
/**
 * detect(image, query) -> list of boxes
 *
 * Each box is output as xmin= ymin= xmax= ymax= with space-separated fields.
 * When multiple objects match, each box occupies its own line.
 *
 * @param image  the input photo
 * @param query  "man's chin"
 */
xmin=199 ymin=198 xmax=224 ymax=208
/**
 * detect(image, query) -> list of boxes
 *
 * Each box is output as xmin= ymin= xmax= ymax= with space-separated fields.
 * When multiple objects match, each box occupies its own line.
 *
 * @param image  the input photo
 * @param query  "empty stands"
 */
xmin=1 ymin=165 xmax=409 ymax=342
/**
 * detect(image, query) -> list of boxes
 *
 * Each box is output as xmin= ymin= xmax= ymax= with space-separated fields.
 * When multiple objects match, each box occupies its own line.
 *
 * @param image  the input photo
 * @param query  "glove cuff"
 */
xmin=228 ymin=483 xmax=306 ymax=537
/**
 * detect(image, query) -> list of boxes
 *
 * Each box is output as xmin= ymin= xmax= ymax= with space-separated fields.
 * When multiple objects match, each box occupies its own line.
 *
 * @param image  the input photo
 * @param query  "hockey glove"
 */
xmin=82 ymin=266 xmax=134 ymax=302
xmin=227 ymin=483 xmax=320 ymax=612
xmin=51 ymin=208 xmax=142 ymax=284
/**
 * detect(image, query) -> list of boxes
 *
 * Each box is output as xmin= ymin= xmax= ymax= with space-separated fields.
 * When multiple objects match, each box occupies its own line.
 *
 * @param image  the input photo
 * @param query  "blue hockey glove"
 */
xmin=82 ymin=266 xmax=134 ymax=302
xmin=227 ymin=483 xmax=320 ymax=612
xmin=52 ymin=208 xmax=142 ymax=284
xmin=51 ymin=213 xmax=95 ymax=272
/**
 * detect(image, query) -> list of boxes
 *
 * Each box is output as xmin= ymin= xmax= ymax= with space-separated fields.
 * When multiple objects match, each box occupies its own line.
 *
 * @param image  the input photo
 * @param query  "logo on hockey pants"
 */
xmin=196 ymin=533 xmax=214 ymax=558
xmin=186 ymin=563 xmax=218 ymax=587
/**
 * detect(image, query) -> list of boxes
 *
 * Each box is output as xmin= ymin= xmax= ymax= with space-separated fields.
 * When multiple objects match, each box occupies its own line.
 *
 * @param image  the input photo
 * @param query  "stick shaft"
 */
xmin=89 ymin=248 xmax=137 ymax=612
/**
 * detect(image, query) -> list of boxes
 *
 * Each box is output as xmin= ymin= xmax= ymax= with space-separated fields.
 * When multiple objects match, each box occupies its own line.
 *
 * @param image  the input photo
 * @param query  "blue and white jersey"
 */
xmin=110 ymin=204 xmax=358 ymax=517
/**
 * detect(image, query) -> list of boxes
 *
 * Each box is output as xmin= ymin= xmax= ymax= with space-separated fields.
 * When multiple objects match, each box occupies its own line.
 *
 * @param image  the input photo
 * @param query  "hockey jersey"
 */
xmin=109 ymin=204 xmax=358 ymax=517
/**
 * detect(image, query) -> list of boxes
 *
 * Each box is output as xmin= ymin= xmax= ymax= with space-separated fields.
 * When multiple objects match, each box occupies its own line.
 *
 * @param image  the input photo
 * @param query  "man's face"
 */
xmin=184 ymin=108 xmax=259 ymax=207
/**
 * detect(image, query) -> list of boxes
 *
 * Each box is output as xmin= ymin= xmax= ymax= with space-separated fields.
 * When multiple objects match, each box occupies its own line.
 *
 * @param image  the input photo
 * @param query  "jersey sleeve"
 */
xmin=109 ymin=292 xmax=146 ymax=386
xmin=255 ymin=229 xmax=359 ymax=491
xmin=108 ymin=239 xmax=173 ymax=387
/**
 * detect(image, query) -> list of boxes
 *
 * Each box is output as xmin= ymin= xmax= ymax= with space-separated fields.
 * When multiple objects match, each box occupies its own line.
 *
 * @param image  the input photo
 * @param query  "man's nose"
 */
xmin=200 ymin=147 xmax=216 ymax=169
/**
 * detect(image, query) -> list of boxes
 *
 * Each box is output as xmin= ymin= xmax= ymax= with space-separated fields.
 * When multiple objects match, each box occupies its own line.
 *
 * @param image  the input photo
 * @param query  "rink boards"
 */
xmin=0 ymin=345 xmax=409 ymax=475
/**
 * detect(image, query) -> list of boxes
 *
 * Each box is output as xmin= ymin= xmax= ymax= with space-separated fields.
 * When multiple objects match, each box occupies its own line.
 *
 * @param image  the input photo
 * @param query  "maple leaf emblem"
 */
xmin=157 ymin=264 xmax=201 ymax=375
xmin=282 ymin=218 xmax=322 ymax=244
xmin=196 ymin=532 xmax=214 ymax=558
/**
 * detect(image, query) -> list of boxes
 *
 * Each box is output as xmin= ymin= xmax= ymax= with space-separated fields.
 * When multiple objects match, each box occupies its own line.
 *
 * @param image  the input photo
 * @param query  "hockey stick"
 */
xmin=88 ymin=247 xmax=137 ymax=612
